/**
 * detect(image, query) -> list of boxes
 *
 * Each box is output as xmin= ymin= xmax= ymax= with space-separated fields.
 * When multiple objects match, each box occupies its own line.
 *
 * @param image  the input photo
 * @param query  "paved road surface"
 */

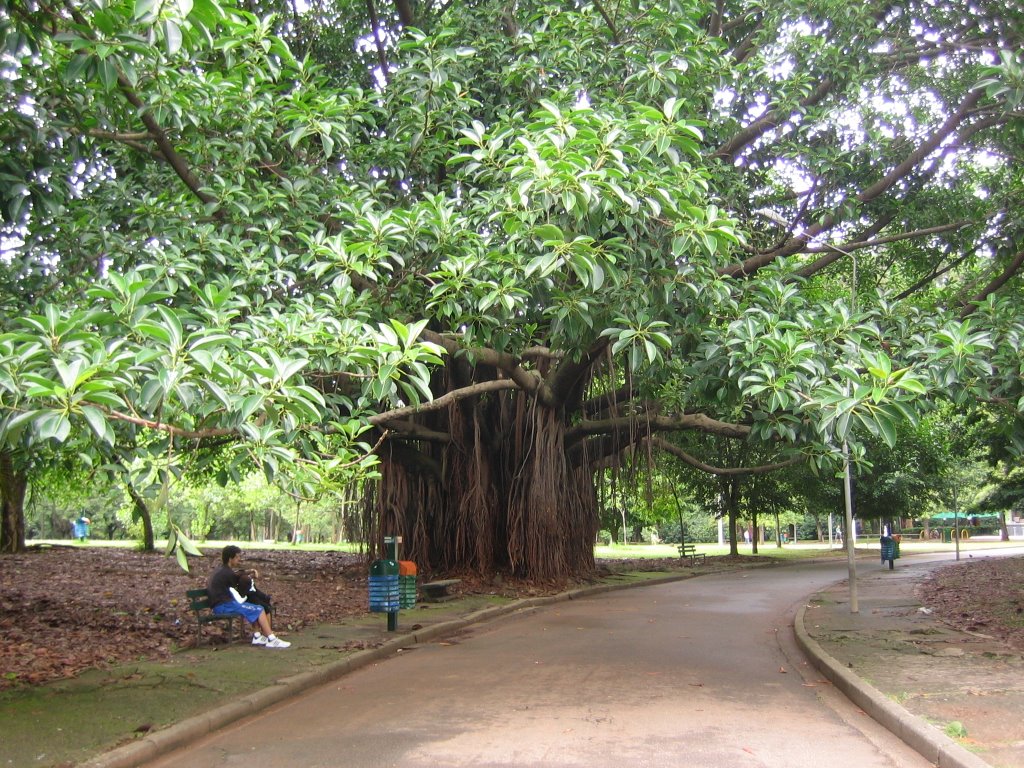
xmin=144 ymin=561 xmax=933 ymax=768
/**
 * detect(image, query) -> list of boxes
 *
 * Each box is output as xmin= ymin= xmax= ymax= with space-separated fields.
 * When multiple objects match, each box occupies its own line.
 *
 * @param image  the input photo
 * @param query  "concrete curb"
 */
xmin=794 ymin=602 xmax=991 ymax=768
xmin=81 ymin=571 xmax=702 ymax=768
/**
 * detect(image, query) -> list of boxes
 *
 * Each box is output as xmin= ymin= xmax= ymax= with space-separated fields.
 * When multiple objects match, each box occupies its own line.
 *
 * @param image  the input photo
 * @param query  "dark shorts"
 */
xmin=212 ymin=601 xmax=265 ymax=624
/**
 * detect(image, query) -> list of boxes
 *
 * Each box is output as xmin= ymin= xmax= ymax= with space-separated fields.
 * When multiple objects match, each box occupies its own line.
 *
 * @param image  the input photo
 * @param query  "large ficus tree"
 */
xmin=1 ymin=0 xmax=1021 ymax=578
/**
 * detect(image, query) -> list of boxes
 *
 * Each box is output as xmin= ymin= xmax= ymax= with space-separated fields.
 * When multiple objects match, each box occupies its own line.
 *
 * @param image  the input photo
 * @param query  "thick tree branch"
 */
xmin=790 ymin=220 xmax=972 ymax=281
xmin=366 ymin=0 xmax=390 ymax=85
xmin=648 ymin=437 xmax=803 ymax=475
xmin=591 ymin=0 xmax=621 ymax=43
xmin=115 ymin=75 xmax=219 ymax=210
xmin=62 ymin=3 xmax=219 ymax=213
xmin=102 ymin=409 xmax=236 ymax=439
xmin=393 ymin=0 xmax=414 ymax=26
xmin=729 ymin=20 xmax=764 ymax=65
xmin=959 ymin=248 xmax=1024 ymax=319
xmin=546 ymin=337 xmax=611 ymax=404
xmin=723 ymin=90 xmax=989 ymax=279
xmin=374 ymin=419 xmax=450 ymax=442
xmin=712 ymin=78 xmax=836 ymax=163
xmin=420 ymin=329 xmax=544 ymax=397
xmin=369 ymin=379 xmax=519 ymax=425
xmin=706 ymin=0 xmax=724 ymax=37
xmin=568 ymin=412 xmax=751 ymax=443
xmin=857 ymin=90 xmax=984 ymax=203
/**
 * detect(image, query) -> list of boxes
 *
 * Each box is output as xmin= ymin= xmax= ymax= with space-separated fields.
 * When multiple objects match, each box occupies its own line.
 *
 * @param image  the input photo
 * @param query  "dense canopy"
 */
xmin=1 ymin=0 xmax=1022 ymax=576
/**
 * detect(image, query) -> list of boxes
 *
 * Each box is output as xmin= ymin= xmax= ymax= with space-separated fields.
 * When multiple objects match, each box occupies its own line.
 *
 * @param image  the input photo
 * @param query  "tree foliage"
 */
xmin=1 ymin=0 xmax=1022 ymax=575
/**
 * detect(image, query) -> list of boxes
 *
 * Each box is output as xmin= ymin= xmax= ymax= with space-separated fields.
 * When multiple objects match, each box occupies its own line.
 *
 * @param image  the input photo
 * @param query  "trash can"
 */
xmin=880 ymin=535 xmax=901 ymax=569
xmin=398 ymin=560 xmax=417 ymax=609
xmin=368 ymin=559 xmax=400 ymax=613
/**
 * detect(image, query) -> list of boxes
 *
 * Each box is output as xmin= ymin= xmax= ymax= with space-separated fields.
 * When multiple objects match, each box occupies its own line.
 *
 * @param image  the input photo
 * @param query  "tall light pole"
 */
xmin=830 ymin=241 xmax=859 ymax=613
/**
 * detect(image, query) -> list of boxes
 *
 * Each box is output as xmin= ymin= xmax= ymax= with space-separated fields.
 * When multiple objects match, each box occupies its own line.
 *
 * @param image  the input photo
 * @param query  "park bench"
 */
xmin=419 ymin=579 xmax=461 ymax=602
xmin=678 ymin=542 xmax=706 ymax=566
xmin=185 ymin=588 xmax=244 ymax=644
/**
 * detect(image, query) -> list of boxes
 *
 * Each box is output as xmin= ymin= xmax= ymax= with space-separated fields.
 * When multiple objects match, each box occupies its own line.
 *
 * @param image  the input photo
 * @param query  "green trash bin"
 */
xmin=398 ymin=560 xmax=417 ymax=609
xmin=880 ymin=536 xmax=899 ymax=569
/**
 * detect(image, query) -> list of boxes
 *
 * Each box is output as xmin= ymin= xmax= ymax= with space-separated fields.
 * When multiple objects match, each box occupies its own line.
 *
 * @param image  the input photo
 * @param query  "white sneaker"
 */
xmin=265 ymin=636 xmax=290 ymax=649
xmin=251 ymin=633 xmax=267 ymax=646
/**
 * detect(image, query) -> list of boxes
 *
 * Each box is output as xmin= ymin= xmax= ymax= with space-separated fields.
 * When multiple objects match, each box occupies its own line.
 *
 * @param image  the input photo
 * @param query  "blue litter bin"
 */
xmin=368 ymin=559 xmax=400 ymax=612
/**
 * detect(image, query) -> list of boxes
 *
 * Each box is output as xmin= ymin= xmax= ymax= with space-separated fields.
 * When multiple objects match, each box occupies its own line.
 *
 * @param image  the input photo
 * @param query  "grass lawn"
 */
xmin=33 ymin=537 xmax=1023 ymax=562
xmin=30 ymin=538 xmax=367 ymax=554
xmin=595 ymin=538 xmax=1023 ymax=561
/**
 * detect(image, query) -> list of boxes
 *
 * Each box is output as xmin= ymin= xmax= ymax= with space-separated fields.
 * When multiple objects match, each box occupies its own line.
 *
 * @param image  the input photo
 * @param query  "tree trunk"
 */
xmin=999 ymin=510 xmax=1009 ymax=542
xmin=0 ymin=450 xmax=27 ymax=554
xmin=373 ymin=390 xmax=598 ymax=581
xmin=124 ymin=481 xmax=156 ymax=551
xmin=719 ymin=477 xmax=739 ymax=556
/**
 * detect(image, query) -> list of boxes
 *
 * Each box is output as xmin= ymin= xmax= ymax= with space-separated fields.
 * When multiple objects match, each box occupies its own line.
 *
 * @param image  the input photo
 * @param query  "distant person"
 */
xmin=206 ymin=545 xmax=290 ymax=648
xmin=72 ymin=516 xmax=90 ymax=541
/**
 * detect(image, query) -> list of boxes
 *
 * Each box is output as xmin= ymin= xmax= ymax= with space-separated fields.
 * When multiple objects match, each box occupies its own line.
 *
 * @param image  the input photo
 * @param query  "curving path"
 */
xmin=143 ymin=561 xmax=933 ymax=768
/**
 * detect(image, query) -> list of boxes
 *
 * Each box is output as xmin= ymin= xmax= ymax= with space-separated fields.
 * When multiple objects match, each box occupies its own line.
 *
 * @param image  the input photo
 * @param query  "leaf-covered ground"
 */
xmin=3 ymin=546 xmax=1019 ymax=690
xmin=917 ymin=554 xmax=1024 ymax=652
xmin=0 ymin=546 xmax=370 ymax=689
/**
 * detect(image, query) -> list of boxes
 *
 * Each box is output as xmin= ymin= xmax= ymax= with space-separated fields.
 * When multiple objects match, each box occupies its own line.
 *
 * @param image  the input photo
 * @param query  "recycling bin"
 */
xmin=368 ymin=559 xmax=400 ymax=612
xmin=398 ymin=560 xmax=417 ymax=609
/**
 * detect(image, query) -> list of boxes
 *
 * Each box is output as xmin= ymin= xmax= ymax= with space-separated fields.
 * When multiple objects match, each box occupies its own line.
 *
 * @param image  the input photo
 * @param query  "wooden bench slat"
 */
xmin=678 ymin=543 xmax=706 ymax=565
xmin=419 ymin=579 xmax=462 ymax=602
xmin=186 ymin=588 xmax=243 ymax=644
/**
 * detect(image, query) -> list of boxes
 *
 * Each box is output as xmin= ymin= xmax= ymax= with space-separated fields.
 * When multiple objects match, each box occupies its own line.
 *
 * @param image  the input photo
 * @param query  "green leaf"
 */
xmin=37 ymin=412 xmax=71 ymax=442
xmin=163 ymin=20 xmax=183 ymax=56
xmin=173 ymin=525 xmax=204 ymax=557
xmin=134 ymin=0 xmax=158 ymax=19
xmin=535 ymin=223 xmax=564 ymax=242
xmin=165 ymin=528 xmax=178 ymax=556
xmin=80 ymin=405 xmax=114 ymax=445
xmin=875 ymin=411 xmax=897 ymax=447
xmin=174 ymin=543 xmax=190 ymax=572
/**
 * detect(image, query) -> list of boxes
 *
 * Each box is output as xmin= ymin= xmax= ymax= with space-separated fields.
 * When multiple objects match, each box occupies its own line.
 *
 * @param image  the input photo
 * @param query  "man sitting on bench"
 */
xmin=207 ymin=545 xmax=290 ymax=648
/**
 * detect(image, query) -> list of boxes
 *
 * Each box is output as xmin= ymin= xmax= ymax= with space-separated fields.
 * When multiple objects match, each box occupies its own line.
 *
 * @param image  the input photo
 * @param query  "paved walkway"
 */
xmin=82 ymin=552 xmax=1024 ymax=768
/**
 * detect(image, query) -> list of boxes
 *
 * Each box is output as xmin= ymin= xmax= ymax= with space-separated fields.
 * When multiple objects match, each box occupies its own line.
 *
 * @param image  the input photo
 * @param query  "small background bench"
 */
xmin=186 ymin=588 xmax=244 ymax=644
xmin=678 ymin=542 xmax=706 ymax=566
xmin=419 ymin=579 xmax=461 ymax=602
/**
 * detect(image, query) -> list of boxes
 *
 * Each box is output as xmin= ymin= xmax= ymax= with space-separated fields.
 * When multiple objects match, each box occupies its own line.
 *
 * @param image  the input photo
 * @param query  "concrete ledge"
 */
xmin=794 ymin=602 xmax=991 ymax=768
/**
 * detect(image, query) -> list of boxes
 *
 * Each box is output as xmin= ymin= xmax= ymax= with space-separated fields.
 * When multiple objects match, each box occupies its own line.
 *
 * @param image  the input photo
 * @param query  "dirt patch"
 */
xmin=917 ymin=555 xmax=1024 ymax=651
xmin=0 ymin=546 xmax=369 ymax=689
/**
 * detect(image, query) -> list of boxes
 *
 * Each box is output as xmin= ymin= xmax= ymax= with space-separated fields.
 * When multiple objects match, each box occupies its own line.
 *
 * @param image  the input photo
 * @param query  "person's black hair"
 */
xmin=221 ymin=545 xmax=242 ymax=565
